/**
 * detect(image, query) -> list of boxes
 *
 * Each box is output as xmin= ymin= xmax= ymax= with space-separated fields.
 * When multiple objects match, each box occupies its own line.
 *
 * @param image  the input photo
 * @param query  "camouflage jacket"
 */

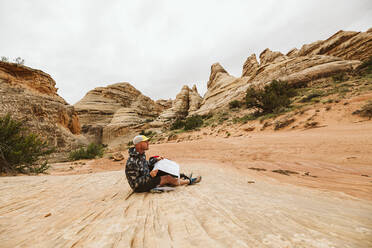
xmin=125 ymin=147 xmax=158 ymax=191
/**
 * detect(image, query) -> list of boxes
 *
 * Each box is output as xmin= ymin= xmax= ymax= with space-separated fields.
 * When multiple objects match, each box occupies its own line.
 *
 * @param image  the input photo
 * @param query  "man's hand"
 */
xmin=150 ymin=169 xmax=158 ymax=178
xmin=157 ymin=156 xmax=164 ymax=161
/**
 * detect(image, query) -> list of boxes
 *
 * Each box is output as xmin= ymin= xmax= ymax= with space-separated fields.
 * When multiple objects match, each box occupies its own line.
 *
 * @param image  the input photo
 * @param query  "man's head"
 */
xmin=133 ymin=135 xmax=150 ymax=153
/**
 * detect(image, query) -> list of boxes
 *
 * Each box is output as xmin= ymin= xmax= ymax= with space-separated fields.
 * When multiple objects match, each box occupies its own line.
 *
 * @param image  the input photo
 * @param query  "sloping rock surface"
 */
xmin=298 ymin=29 xmax=372 ymax=61
xmin=0 ymin=62 xmax=86 ymax=158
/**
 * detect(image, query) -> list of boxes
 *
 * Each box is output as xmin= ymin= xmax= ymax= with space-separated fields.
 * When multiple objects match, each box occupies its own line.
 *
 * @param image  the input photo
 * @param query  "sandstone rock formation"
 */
xmin=259 ymin=48 xmax=286 ymax=65
xmin=193 ymin=28 xmax=370 ymax=115
xmin=242 ymin=54 xmax=259 ymax=78
xmin=0 ymin=62 xmax=86 ymax=159
xmin=74 ymin=83 xmax=164 ymax=145
xmin=297 ymin=29 xmax=372 ymax=61
xmin=158 ymin=84 xmax=202 ymax=120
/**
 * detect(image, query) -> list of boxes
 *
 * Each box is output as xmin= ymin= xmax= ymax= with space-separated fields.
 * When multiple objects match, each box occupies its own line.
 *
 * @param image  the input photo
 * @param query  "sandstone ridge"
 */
xmin=0 ymin=62 xmax=86 ymax=160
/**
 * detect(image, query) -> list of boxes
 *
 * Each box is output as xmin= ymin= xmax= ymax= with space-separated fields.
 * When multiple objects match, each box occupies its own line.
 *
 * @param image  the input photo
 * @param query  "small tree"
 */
xmin=1 ymin=56 xmax=9 ymax=62
xmin=0 ymin=114 xmax=54 ymax=174
xmin=245 ymin=80 xmax=296 ymax=114
xmin=14 ymin=57 xmax=25 ymax=65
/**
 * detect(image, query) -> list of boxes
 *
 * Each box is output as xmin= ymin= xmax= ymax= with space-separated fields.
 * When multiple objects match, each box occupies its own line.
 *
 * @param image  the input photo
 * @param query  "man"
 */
xmin=125 ymin=135 xmax=201 ymax=192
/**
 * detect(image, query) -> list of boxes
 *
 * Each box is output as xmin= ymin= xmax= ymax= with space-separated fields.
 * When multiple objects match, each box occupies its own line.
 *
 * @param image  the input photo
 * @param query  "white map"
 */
xmin=152 ymin=159 xmax=180 ymax=178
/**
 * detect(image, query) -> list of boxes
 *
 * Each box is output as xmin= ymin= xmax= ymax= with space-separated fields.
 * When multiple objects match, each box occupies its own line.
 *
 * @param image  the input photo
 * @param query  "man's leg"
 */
xmin=159 ymin=175 xmax=189 ymax=186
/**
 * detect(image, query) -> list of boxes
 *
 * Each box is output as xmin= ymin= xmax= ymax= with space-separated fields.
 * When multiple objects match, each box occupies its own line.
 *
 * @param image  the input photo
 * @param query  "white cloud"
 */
xmin=0 ymin=0 xmax=371 ymax=104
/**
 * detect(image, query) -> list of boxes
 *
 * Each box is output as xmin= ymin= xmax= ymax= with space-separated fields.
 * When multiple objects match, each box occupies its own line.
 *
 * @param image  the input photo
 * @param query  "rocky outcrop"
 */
xmin=189 ymin=85 xmax=202 ymax=112
xmin=74 ymin=82 xmax=163 ymax=145
xmin=158 ymin=84 xmax=202 ymax=120
xmin=259 ymin=49 xmax=286 ymax=65
xmin=242 ymin=54 xmax=259 ymax=78
xmin=193 ymin=64 xmax=249 ymax=115
xmin=0 ymin=62 xmax=86 ymax=159
xmin=298 ymin=29 xmax=372 ymax=61
xmin=194 ymin=29 xmax=369 ymax=115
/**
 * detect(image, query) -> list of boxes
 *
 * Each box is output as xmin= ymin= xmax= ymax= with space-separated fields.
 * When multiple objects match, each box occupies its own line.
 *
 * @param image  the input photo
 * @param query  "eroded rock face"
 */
xmin=298 ymin=29 xmax=372 ymax=61
xmin=259 ymin=49 xmax=286 ymax=65
xmin=194 ymin=29 xmax=369 ymax=115
xmin=193 ymin=63 xmax=249 ymax=115
xmin=0 ymin=62 xmax=86 ymax=159
xmin=189 ymin=85 xmax=202 ymax=113
xmin=74 ymin=82 xmax=163 ymax=145
xmin=157 ymin=84 xmax=202 ymax=120
xmin=242 ymin=54 xmax=259 ymax=78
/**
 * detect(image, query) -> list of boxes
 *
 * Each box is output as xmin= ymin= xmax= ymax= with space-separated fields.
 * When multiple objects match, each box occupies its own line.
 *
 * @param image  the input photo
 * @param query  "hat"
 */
xmin=133 ymin=135 xmax=150 ymax=145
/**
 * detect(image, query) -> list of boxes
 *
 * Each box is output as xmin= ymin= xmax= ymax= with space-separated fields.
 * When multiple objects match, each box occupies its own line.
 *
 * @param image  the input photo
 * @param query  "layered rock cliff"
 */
xmin=0 ymin=62 xmax=86 ymax=158
xmin=192 ymin=28 xmax=371 ymax=115
xmin=74 ymin=83 xmax=165 ymax=145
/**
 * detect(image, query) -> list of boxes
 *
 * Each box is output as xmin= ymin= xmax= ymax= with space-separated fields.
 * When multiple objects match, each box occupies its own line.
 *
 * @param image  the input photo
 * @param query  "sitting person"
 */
xmin=125 ymin=135 xmax=201 ymax=193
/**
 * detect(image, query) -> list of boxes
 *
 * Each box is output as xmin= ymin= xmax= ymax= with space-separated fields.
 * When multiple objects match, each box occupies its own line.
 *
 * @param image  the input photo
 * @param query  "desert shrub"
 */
xmin=69 ymin=143 xmax=105 ymax=161
xmin=0 ymin=114 xmax=54 ymax=174
xmin=233 ymin=114 xmax=257 ymax=124
xmin=170 ymin=119 xmax=185 ymax=130
xmin=229 ymin=100 xmax=242 ymax=109
xmin=201 ymin=113 xmax=213 ymax=119
xmin=332 ymin=72 xmax=346 ymax=82
xmin=352 ymin=101 xmax=372 ymax=119
xmin=184 ymin=115 xmax=203 ymax=130
xmin=300 ymin=91 xmax=323 ymax=102
xmin=245 ymin=80 xmax=296 ymax=114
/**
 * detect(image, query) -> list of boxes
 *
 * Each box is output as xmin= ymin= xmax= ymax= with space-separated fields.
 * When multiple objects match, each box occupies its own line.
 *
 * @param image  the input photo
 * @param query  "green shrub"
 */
xmin=245 ymin=80 xmax=296 ymax=114
xmin=0 ymin=114 xmax=54 ymax=174
xmin=300 ymin=91 xmax=323 ymax=102
xmin=69 ymin=143 xmax=105 ymax=161
xmin=170 ymin=119 xmax=185 ymax=130
xmin=332 ymin=73 xmax=346 ymax=82
xmin=229 ymin=100 xmax=242 ymax=109
xmin=184 ymin=115 xmax=203 ymax=130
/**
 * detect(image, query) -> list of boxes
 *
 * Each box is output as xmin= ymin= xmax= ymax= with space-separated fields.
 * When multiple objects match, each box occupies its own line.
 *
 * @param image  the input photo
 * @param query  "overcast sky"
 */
xmin=0 ymin=1 xmax=371 ymax=104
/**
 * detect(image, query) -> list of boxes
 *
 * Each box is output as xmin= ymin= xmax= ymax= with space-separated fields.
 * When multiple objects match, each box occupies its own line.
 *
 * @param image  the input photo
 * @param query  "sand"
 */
xmin=1 ymin=122 xmax=372 ymax=247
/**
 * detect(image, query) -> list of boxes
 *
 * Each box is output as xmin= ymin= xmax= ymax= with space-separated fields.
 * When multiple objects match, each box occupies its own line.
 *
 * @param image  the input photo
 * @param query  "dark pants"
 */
xmin=134 ymin=176 xmax=161 ymax=192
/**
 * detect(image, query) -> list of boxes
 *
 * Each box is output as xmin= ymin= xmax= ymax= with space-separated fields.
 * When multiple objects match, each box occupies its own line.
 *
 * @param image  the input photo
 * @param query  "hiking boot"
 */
xmin=189 ymin=176 xmax=202 ymax=185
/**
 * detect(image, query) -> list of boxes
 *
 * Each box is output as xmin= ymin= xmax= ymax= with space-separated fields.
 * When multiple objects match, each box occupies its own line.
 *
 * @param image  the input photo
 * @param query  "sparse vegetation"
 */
xmin=229 ymin=100 xmax=242 ymax=109
xmin=1 ymin=56 xmax=25 ymax=65
xmin=0 ymin=114 xmax=54 ymax=174
xmin=352 ymin=101 xmax=372 ymax=119
xmin=184 ymin=115 xmax=203 ymax=130
xmin=69 ymin=143 xmax=105 ymax=161
xmin=300 ymin=91 xmax=323 ymax=103
xmin=170 ymin=119 xmax=186 ymax=130
xmin=170 ymin=115 xmax=204 ymax=131
xmin=332 ymin=72 xmax=346 ymax=83
xmin=245 ymin=80 xmax=296 ymax=114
